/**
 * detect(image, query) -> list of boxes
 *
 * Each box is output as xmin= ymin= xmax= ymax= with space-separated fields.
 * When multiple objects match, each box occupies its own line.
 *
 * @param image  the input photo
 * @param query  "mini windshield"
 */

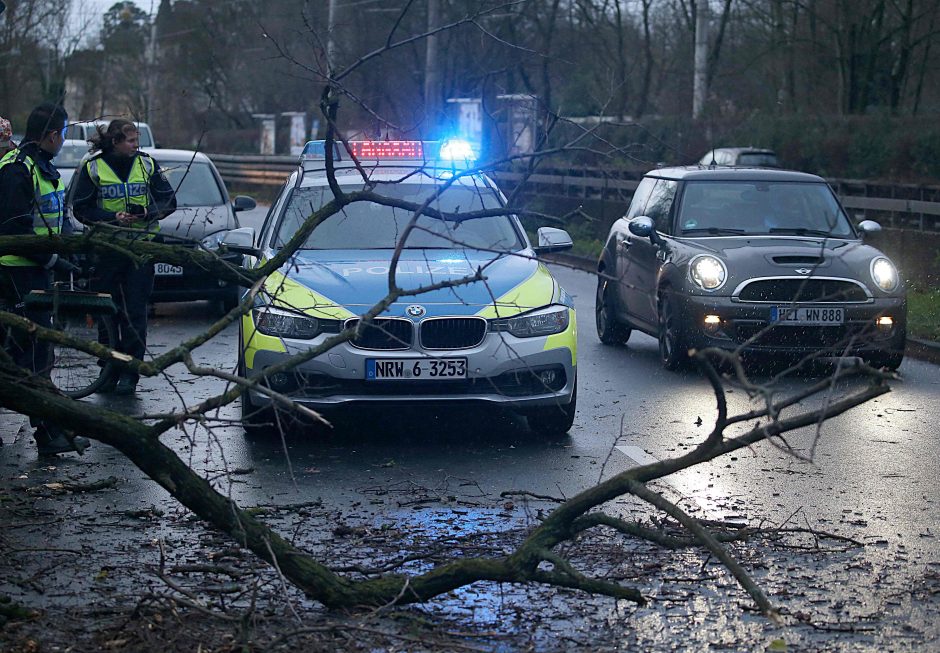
xmin=274 ymin=181 xmax=524 ymax=251
xmin=160 ymin=161 xmax=225 ymax=207
xmin=678 ymin=181 xmax=854 ymax=238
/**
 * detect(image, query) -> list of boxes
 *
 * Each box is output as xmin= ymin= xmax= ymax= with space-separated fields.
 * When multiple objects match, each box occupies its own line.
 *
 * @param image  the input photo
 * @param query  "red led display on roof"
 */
xmin=348 ymin=141 xmax=424 ymax=160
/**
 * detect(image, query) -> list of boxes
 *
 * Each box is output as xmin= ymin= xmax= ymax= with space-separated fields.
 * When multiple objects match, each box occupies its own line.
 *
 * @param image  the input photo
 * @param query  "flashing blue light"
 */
xmin=301 ymin=140 xmax=343 ymax=160
xmin=438 ymin=139 xmax=476 ymax=163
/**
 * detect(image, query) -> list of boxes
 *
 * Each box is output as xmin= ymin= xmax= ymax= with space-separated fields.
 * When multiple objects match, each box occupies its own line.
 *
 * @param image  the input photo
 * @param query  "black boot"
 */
xmin=34 ymin=425 xmax=91 ymax=456
xmin=114 ymin=372 xmax=139 ymax=396
xmin=96 ymin=371 xmax=118 ymax=394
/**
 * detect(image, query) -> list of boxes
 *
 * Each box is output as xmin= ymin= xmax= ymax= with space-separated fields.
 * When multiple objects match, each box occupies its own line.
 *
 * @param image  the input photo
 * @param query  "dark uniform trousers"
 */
xmin=94 ymin=254 xmax=154 ymax=382
xmin=0 ymin=266 xmax=53 ymax=426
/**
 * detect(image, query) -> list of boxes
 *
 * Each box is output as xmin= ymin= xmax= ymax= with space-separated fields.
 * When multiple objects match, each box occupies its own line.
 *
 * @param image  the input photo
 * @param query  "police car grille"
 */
xmin=736 ymin=279 xmax=868 ymax=303
xmin=346 ymin=318 xmax=413 ymax=350
xmin=420 ymin=318 xmax=487 ymax=349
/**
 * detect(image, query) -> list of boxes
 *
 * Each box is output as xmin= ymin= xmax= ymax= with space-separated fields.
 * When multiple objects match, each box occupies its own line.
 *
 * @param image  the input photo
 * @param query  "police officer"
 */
xmin=0 ymin=102 xmax=90 ymax=455
xmin=0 ymin=116 xmax=15 ymax=157
xmin=72 ymin=119 xmax=176 ymax=395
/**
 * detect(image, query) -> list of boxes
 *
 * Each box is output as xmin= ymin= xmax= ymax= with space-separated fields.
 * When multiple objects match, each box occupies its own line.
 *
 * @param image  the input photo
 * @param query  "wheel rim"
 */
xmin=595 ymin=281 xmax=609 ymax=338
xmin=659 ymin=297 xmax=677 ymax=363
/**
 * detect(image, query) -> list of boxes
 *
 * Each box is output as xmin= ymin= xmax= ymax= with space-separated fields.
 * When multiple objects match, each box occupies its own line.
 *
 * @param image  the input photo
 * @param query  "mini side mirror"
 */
xmin=628 ymin=216 xmax=654 ymax=238
xmin=221 ymin=227 xmax=259 ymax=257
xmin=534 ymin=227 xmax=574 ymax=254
xmin=857 ymin=220 xmax=882 ymax=238
xmin=233 ymin=195 xmax=257 ymax=212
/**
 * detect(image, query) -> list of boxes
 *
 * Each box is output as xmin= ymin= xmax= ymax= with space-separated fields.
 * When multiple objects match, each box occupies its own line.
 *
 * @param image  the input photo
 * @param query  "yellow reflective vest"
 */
xmin=0 ymin=149 xmax=64 ymax=267
xmin=85 ymin=152 xmax=159 ymax=236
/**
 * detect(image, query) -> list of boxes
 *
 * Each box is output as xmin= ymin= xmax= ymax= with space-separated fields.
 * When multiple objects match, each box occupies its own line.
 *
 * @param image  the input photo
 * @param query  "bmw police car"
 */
xmin=227 ymin=140 xmax=578 ymax=435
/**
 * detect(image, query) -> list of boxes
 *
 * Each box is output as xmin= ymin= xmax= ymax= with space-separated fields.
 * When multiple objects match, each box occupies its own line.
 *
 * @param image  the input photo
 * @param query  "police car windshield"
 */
xmin=275 ymin=182 xmax=524 ymax=251
xmin=160 ymin=161 xmax=225 ymax=207
xmin=678 ymin=181 xmax=854 ymax=238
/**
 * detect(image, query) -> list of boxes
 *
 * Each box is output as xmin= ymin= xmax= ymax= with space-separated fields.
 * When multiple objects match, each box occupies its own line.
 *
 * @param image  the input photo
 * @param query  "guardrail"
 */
xmin=209 ymin=154 xmax=940 ymax=232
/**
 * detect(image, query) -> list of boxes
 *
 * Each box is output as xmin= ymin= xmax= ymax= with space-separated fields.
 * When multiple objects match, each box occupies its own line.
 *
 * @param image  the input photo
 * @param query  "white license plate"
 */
xmin=154 ymin=263 xmax=183 ymax=276
xmin=770 ymin=306 xmax=844 ymax=325
xmin=367 ymin=358 xmax=467 ymax=380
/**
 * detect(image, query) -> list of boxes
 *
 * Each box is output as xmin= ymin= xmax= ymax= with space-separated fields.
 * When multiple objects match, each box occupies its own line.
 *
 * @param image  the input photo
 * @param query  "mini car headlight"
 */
xmin=254 ymin=307 xmax=320 ymax=339
xmin=200 ymin=231 xmax=226 ymax=251
xmin=495 ymin=305 xmax=570 ymax=338
xmin=870 ymin=257 xmax=899 ymax=292
xmin=689 ymin=255 xmax=727 ymax=291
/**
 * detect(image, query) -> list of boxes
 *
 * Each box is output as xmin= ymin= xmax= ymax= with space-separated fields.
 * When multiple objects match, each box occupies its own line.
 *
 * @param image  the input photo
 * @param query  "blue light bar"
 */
xmin=438 ymin=139 xmax=476 ymax=163
xmin=301 ymin=140 xmax=341 ymax=160
xmin=300 ymin=139 xmax=478 ymax=169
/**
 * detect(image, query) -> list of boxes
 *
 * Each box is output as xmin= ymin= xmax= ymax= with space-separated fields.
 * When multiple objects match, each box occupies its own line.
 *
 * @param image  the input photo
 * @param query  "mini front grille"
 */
xmin=736 ymin=278 xmax=868 ymax=303
xmin=420 ymin=317 xmax=487 ymax=349
xmin=733 ymin=322 xmax=877 ymax=348
xmin=771 ymin=255 xmax=825 ymax=265
xmin=345 ymin=318 xmax=413 ymax=350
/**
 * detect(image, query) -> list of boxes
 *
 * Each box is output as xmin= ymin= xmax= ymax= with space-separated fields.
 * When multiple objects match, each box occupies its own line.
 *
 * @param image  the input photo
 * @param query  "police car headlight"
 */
xmin=254 ymin=307 xmax=321 ymax=339
xmin=200 ymin=231 xmax=226 ymax=251
xmin=870 ymin=257 xmax=899 ymax=292
xmin=689 ymin=255 xmax=727 ymax=291
xmin=495 ymin=305 xmax=570 ymax=338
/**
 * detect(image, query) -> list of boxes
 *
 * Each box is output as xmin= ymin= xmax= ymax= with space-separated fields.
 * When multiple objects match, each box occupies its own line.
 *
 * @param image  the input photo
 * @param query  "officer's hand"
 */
xmin=52 ymin=257 xmax=82 ymax=276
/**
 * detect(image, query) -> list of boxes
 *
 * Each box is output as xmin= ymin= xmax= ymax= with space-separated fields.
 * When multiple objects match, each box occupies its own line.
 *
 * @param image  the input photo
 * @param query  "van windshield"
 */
xmin=160 ymin=161 xmax=224 ymax=207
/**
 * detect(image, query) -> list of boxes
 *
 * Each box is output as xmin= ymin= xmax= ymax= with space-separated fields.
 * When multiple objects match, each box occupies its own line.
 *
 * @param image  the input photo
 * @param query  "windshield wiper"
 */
xmin=682 ymin=227 xmax=746 ymax=235
xmin=768 ymin=227 xmax=836 ymax=237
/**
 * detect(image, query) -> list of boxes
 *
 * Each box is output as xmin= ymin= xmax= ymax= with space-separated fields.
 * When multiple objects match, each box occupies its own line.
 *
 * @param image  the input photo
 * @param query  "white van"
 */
xmin=65 ymin=120 xmax=157 ymax=149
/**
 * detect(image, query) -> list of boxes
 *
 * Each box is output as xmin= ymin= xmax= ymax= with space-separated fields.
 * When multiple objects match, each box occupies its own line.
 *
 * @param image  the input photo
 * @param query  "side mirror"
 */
xmin=857 ymin=220 xmax=882 ymax=238
xmin=233 ymin=195 xmax=257 ymax=212
xmin=221 ymin=227 xmax=259 ymax=257
xmin=534 ymin=227 xmax=573 ymax=254
xmin=628 ymin=216 xmax=668 ymax=250
xmin=628 ymin=216 xmax=654 ymax=238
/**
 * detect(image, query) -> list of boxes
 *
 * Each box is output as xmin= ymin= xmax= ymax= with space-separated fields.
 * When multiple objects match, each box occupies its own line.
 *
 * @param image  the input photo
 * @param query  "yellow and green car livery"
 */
xmin=238 ymin=140 xmax=578 ymax=435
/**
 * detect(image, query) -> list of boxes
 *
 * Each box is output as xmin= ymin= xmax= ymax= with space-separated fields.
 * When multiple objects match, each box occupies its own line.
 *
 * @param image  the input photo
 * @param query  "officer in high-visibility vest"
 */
xmin=72 ymin=118 xmax=176 ymax=395
xmin=0 ymin=102 xmax=91 ymax=456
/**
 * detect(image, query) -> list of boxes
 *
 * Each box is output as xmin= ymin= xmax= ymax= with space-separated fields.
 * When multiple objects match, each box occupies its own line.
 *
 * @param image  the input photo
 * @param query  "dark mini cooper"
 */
xmin=596 ymin=167 xmax=906 ymax=370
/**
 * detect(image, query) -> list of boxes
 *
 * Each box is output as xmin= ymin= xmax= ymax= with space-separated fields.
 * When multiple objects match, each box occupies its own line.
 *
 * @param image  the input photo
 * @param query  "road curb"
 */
xmin=543 ymin=253 xmax=938 ymax=365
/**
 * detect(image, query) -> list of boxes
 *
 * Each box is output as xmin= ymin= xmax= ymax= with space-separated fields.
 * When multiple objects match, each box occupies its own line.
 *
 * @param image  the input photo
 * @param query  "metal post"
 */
xmin=327 ymin=0 xmax=338 ymax=76
xmin=693 ymin=0 xmax=709 ymax=119
xmin=424 ymin=0 xmax=441 ymax=127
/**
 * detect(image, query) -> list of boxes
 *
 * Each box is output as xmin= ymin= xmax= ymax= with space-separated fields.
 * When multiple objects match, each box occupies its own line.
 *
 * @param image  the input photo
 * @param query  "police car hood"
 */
xmin=268 ymin=248 xmax=560 ymax=319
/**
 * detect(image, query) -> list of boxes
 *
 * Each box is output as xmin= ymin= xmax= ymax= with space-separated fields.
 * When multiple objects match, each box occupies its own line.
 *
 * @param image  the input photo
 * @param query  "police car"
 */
xmin=226 ymin=139 xmax=578 ymax=435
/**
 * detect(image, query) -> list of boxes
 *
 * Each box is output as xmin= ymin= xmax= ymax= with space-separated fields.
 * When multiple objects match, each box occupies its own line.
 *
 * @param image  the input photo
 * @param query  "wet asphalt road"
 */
xmin=3 ymin=205 xmax=940 ymax=649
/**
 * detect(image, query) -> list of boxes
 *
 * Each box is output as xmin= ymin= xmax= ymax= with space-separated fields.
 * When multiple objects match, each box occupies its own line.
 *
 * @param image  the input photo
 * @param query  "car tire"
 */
xmin=863 ymin=350 xmax=904 ymax=372
xmin=221 ymin=288 xmax=240 ymax=314
xmin=238 ymin=349 xmax=276 ymax=436
xmin=595 ymin=277 xmax=631 ymax=345
xmin=658 ymin=291 xmax=689 ymax=371
xmin=526 ymin=382 xmax=577 ymax=437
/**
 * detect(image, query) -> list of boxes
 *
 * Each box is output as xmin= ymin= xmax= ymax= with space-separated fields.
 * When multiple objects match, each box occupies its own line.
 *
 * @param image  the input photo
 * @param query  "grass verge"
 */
xmin=908 ymin=287 xmax=940 ymax=341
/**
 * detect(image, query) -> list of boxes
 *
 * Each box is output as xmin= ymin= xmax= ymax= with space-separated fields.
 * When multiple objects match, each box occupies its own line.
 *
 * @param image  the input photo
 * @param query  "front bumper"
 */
xmin=151 ymin=253 xmax=244 ymax=303
xmin=676 ymin=294 xmax=907 ymax=356
xmin=241 ymin=314 xmax=577 ymax=410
